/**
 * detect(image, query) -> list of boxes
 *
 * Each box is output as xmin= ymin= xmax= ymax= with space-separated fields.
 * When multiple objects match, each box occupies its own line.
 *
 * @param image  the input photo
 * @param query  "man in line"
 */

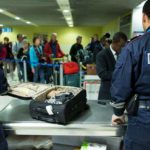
xmin=70 ymin=36 xmax=83 ymax=62
xmin=96 ymin=32 xmax=127 ymax=104
xmin=12 ymin=34 xmax=23 ymax=81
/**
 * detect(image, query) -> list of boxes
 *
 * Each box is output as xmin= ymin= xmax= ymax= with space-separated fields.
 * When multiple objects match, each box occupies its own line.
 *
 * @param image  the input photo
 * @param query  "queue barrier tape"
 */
xmin=0 ymin=58 xmax=60 ymax=68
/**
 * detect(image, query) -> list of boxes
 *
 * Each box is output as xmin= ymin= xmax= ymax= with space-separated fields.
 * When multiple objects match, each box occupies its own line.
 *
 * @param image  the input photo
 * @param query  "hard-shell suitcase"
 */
xmin=29 ymin=86 xmax=87 ymax=124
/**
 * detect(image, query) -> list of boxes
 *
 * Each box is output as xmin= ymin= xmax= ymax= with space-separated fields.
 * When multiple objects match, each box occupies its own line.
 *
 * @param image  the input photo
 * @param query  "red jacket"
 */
xmin=0 ymin=45 xmax=7 ymax=59
xmin=44 ymin=41 xmax=64 ymax=63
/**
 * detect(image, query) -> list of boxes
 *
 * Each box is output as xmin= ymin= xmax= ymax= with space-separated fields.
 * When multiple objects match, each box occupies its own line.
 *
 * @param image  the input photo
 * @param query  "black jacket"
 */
xmin=70 ymin=43 xmax=83 ymax=62
xmin=87 ymin=41 xmax=103 ymax=63
xmin=96 ymin=48 xmax=116 ymax=100
xmin=0 ymin=65 xmax=9 ymax=94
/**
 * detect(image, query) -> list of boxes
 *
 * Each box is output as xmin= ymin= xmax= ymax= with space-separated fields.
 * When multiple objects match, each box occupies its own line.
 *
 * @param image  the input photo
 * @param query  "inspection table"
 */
xmin=0 ymin=96 xmax=126 ymax=137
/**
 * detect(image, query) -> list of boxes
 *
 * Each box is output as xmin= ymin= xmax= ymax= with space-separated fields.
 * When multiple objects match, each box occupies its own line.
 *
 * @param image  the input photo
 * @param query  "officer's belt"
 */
xmin=138 ymin=95 xmax=150 ymax=100
xmin=139 ymin=101 xmax=150 ymax=110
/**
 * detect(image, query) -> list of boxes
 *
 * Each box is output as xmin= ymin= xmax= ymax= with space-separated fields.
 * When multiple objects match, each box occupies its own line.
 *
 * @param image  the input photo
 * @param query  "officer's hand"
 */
xmin=111 ymin=114 xmax=125 ymax=125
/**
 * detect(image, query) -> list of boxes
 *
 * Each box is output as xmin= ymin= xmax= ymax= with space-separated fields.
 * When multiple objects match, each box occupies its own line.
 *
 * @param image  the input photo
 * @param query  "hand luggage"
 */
xmin=63 ymin=73 xmax=80 ymax=87
xmin=29 ymin=86 xmax=87 ymax=124
xmin=63 ymin=62 xmax=79 ymax=75
xmin=86 ymin=64 xmax=97 ymax=75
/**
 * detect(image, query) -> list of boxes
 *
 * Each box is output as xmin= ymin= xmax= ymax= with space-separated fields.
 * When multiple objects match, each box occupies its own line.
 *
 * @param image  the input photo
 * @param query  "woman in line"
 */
xmin=17 ymin=39 xmax=32 ymax=82
xmin=29 ymin=37 xmax=46 ymax=83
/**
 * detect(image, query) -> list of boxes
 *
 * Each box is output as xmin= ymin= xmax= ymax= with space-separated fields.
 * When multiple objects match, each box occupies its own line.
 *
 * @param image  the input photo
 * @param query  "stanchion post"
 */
xmin=23 ymin=60 xmax=27 ymax=82
xmin=60 ymin=62 xmax=63 ymax=86
xmin=80 ymin=62 xmax=82 ymax=87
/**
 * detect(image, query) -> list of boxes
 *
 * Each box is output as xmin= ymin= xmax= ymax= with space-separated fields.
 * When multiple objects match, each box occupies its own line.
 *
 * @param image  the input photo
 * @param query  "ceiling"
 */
xmin=0 ymin=0 xmax=145 ymax=26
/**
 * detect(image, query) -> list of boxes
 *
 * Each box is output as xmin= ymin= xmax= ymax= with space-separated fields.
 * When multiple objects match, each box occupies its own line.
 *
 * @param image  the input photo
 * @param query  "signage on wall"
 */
xmin=2 ymin=27 xmax=13 ymax=33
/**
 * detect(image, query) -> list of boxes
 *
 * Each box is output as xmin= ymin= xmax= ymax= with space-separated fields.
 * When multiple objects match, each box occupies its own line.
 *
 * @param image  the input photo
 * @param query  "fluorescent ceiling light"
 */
xmin=26 ymin=21 xmax=31 ymax=24
xmin=63 ymin=9 xmax=70 ymax=13
xmin=15 ymin=17 xmax=20 ymax=20
xmin=56 ymin=0 xmax=74 ymax=27
xmin=66 ymin=17 xmax=72 ymax=21
xmin=0 ymin=9 xmax=4 ymax=13
xmin=0 ymin=9 xmax=37 ymax=26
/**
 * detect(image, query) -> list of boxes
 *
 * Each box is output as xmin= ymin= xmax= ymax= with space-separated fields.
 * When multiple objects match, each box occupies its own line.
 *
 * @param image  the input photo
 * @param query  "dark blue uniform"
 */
xmin=0 ymin=125 xmax=8 ymax=150
xmin=111 ymin=27 xmax=150 ymax=150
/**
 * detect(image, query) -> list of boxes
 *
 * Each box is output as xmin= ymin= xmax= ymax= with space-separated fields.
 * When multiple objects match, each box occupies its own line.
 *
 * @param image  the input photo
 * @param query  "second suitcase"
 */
xmin=63 ymin=73 xmax=80 ymax=87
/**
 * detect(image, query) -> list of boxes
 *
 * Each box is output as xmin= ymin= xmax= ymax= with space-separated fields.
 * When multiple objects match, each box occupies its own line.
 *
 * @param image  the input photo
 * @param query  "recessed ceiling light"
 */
xmin=26 ymin=21 xmax=31 ymax=24
xmin=0 ymin=9 xmax=4 ymax=13
xmin=0 ymin=24 xmax=4 ymax=27
xmin=63 ymin=9 xmax=70 ymax=13
xmin=15 ymin=17 xmax=20 ymax=20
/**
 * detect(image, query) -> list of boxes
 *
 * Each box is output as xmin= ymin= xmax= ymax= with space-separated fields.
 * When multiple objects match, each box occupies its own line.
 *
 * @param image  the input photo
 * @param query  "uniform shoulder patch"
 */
xmin=148 ymin=53 xmax=150 ymax=64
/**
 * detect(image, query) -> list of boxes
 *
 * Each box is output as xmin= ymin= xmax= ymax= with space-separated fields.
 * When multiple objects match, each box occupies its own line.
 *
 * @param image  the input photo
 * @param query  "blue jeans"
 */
xmin=19 ymin=62 xmax=24 ymax=81
xmin=124 ymin=111 xmax=150 ymax=150
xmin=45 ymin=66 xmax=52 ymax=84
xmin=33 ymin=66 xmax=45 ymax=83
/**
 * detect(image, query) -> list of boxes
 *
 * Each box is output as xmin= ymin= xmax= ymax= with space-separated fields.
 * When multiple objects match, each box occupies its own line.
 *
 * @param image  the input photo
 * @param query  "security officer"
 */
xmin=0 ymin=124 xmax=8 ymax=150
xmin=0 ymin=63 xmax=8 ymax=150
xmin=111 ymin=0 xmax=150 ymax=150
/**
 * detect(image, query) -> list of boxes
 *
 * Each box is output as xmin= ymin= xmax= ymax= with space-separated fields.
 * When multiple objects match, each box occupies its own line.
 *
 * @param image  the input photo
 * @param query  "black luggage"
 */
xmin=29 ymin=86 xmax=87 ymax=124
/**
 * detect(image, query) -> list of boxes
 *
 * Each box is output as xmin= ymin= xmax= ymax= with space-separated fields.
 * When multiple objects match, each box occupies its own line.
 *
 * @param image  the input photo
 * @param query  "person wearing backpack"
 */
xmin=69 ymin=36 xmax=83 ymax=62
xmin=29 ymin=36 xmax=46 ymax=83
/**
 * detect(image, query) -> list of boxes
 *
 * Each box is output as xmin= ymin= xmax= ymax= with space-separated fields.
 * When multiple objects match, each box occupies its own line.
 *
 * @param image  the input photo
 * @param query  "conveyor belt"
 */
xmin=0 ymin=96 xmax=126 ymax=136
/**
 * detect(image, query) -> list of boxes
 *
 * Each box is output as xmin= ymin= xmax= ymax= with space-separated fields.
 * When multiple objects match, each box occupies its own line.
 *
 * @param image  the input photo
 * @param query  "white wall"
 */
xmin=131 ymin=1 xmax=146 ymax=37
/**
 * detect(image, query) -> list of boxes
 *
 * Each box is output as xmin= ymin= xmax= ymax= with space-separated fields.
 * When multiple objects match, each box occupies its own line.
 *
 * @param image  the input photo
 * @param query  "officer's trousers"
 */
xmin=124 ymin=116 xmax=150 ymax=150
xmin=0 ymin=125 xmax=8 ymax=150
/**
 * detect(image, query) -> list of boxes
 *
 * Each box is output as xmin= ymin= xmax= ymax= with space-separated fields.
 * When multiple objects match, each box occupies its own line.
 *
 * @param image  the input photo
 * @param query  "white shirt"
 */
xmin=12 ymin=41 xmax=23 ymax=56
xmin=110 ymin=45 xmax=117 ymax=61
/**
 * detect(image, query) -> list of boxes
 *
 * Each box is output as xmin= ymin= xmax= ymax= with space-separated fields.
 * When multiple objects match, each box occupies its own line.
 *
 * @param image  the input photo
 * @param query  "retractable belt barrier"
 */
xmin=0 ymin=58 xmax=63 ymax=85
xmin=0 ymin=57 xmax=83 ymax=87
xmin=0 ymin=58 xmax=60 ymax=68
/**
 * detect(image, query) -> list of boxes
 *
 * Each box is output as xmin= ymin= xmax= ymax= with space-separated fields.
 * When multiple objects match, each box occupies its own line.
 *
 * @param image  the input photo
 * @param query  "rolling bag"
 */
xmin=29 ymin=86 xmax=87 ymax=124
xmin=63 ymin=73 xmax=80 ymax=87
xmin=63 ymin=62 xmax=80 ymax=87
